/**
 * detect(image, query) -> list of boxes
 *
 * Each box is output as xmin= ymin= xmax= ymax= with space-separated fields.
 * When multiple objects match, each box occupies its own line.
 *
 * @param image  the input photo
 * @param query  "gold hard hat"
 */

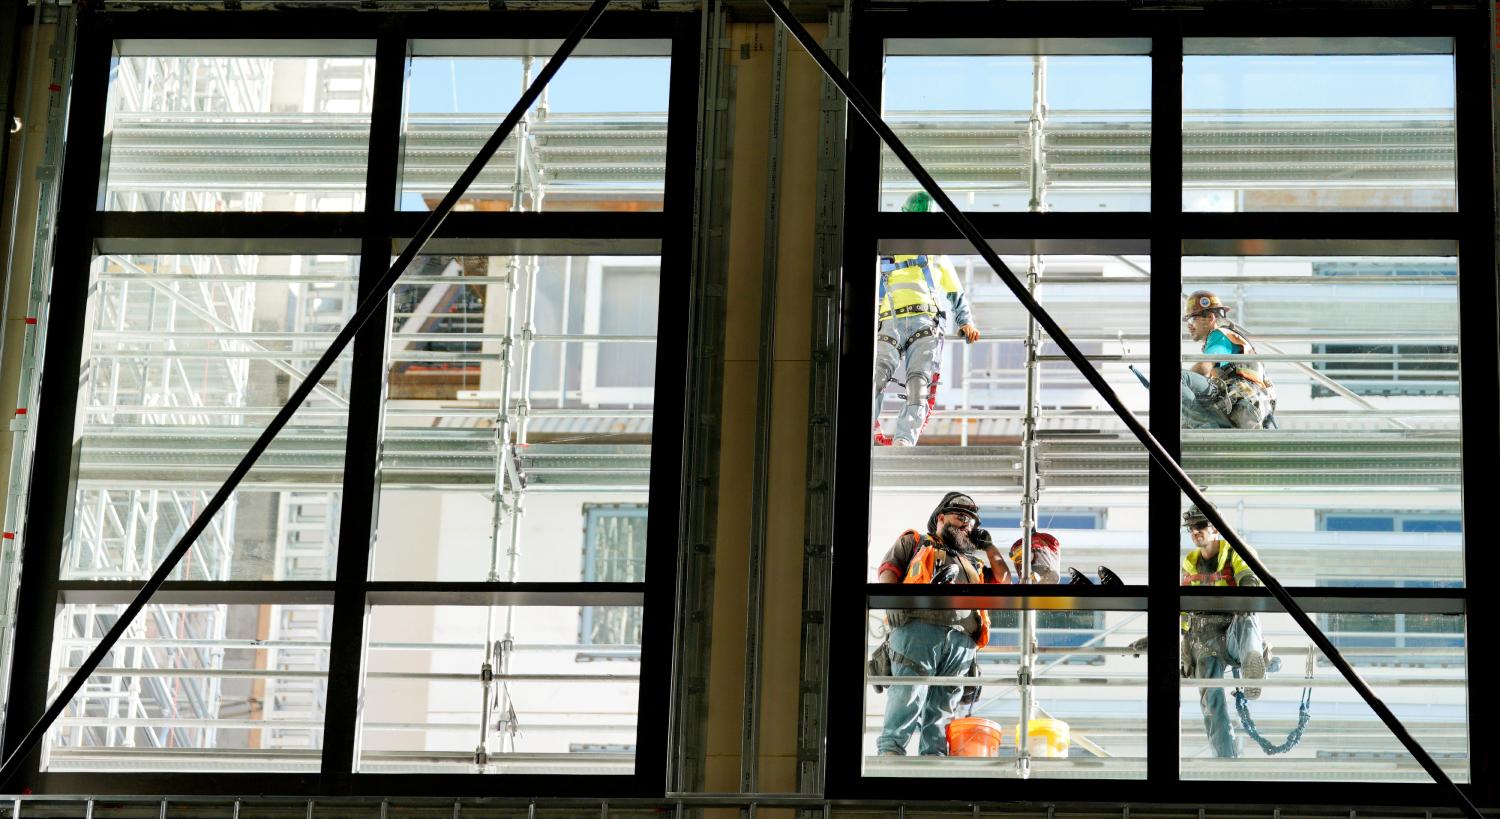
xmin=1184 ymin=290 xmax=1229 ymax=319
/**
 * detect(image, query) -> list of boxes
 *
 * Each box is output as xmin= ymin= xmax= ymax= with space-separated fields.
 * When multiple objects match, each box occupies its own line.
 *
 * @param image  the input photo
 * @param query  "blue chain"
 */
xmin=1234 ymin=687 xmax=1312 ymax=755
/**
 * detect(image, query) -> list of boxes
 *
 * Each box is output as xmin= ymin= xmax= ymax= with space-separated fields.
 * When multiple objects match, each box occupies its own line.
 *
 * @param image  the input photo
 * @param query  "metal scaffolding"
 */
xmin=862 ymin=47 xmax=1466 ymax=780
xmin=36 ymin=46 xmax=663 ymax=774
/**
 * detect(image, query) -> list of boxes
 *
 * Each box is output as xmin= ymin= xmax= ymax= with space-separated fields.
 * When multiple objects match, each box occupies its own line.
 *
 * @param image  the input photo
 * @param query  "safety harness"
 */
xmin=877 ymin=324 xmax=939 ymax=354
xmin=878 ymin=255 xmax=944 ymax=322
xmin=872 ymin=373 xmax=940 ymax=446
xmin=1234 ymin=687 xmax=1312 ymax=755
xmin=1233 ymin=649 xmax=1315 ymax=755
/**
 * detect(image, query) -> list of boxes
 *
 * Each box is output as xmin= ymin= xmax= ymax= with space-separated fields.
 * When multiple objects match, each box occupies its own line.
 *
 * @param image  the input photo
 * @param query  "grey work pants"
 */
xmin=1182 ymin=613 xmax=1265 ymax=758
xmin=873 ymin=314 xmax=945 ymax=445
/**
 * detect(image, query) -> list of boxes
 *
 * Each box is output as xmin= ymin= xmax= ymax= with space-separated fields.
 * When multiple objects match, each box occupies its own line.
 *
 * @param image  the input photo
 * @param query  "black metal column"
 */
xmin=319 ymin=28 xmax=409 ymax=787
xmin=1147 ymin=23 xmax=1184 ymax=791
xmin=0 ymin=14 xmax=111 ymax=791
xmin=1453 ymin=13 xmax=1496 ymax=807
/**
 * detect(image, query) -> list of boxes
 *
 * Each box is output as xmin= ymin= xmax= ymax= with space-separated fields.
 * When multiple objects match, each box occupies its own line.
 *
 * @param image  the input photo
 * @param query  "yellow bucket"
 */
xmin=1013 ymin=718 xmax=1070 ymax=758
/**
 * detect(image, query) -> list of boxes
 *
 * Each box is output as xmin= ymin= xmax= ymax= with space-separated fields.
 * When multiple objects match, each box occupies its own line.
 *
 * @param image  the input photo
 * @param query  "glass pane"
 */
xmin=1183 ymin=44 xmax=1456 ymax=212
xmin=1178 ymin=610 xmax=1466 ymax=781
xmin=865 ymin=607 xmax=1146 ymax=777
xmin=402 ymin=46 xmax=671 ymax=212
xmin=882 ymin=46 xmax=1151 ymax=212
xmin=66 ymin=254 xmax=357 ymax=581
xmin=374 ymin=255 xmax=660 ymax=582
xmin=1181 ymin=488 xmax=1462 ymax=588
xmin=359 ymin=605 xmax=641 ymax=773
xmin=1176 ymin=255 xmax=1461 ymax=586
xmin=45 ymin=603 xmax=330 ymax=772
xmin=104 ymin=52 xmax=374 ymax=212
xmin=870 ymin=253 xmax=1151 ymax=582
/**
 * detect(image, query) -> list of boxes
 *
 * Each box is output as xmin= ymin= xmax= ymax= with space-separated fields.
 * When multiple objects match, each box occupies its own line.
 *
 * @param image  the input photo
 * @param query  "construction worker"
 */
xmin=873 ymin=192 xmax=981 ymax=446
xmin=1181 ymin=290 xmax=1276 ymax=430
xmin=874 ymin=492 xmax=1009 ymax=755
xmin=1180 ymin=504 xmax=1275 ymax=758
xmin=1009 ymin=531 xmax=1061 ymax=584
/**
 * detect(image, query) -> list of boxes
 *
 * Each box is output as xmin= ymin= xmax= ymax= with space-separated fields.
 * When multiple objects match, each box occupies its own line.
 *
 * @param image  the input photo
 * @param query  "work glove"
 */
xmin=958 ymin=324 xmax=981 ymax=344
xmin=971 ymin=527 xmax=994 ymax=550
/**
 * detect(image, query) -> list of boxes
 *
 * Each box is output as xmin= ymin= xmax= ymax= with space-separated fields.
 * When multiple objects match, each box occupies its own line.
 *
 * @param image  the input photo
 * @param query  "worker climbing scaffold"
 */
xmin=873 ymin=192 xmax=982 ymax=446
xmin=1179 ymin=503 xmax=1285 ymax=757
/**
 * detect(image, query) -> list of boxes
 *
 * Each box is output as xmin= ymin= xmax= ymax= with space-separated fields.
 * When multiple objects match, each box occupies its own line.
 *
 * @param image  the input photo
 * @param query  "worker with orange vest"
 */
xmin=1181 ymin=290 xmax=1277 ymax=429
xmin=874 ymin=491 xmax=1009 ymax=755
xmin=1180 ymin=504 xmax=1277 ymax=758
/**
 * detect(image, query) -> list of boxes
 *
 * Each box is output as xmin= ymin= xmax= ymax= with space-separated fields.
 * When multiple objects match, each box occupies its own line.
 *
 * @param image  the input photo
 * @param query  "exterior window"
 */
xmin=580 ymin=505 xmax=649 ymax=647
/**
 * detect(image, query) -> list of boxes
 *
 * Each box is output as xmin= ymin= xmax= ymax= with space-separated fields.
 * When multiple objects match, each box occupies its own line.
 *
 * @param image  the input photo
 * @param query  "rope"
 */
xmin=1234 ymin=686 xmax=1312 ymax=755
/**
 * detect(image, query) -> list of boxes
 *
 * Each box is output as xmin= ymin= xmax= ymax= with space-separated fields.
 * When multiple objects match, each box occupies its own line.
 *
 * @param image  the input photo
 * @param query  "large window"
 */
xmin=838 ymin=8 xmax=1488 ymax=804
xmin=8 ymin=13 xmax=695 ymax=797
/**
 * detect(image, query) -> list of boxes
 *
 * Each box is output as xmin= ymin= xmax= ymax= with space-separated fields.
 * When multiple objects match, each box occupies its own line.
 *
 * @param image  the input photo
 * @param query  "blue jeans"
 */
xmin=877 ymin=621 xmax=977 ymax=755
xmin=1186 ymin=613 xmax=1265 ymax=758
xmin=1181 ymin=369 xmax=1231 ymax=429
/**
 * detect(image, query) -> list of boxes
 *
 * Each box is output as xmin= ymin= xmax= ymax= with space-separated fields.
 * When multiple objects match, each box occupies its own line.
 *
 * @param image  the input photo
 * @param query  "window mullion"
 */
xmin=1147 ymin=24 xmax=1185 ymax=791
xmin=319 ymin=31 xmax=408 ymax=784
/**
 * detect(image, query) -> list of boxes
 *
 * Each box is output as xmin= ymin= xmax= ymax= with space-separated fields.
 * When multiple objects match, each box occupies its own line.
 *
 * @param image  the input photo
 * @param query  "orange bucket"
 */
xmin=945 ymin=716 xmax=1004 ymax=757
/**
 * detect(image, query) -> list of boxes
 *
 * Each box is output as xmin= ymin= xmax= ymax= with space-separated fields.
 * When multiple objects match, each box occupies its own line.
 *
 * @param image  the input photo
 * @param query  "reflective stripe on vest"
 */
xmin=878 ymin=256 xmax=942 ymax=318
xmin=1181 ymin=548 xmax=1238 ymax=587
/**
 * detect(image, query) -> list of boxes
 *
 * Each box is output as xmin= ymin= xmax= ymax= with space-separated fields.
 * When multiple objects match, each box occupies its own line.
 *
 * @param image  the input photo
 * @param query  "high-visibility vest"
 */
xmin=1181 ymin=545 xmax=1242 ymax=587
xmin=878 ymin=255 xmax=943 ymax=320
xmin=900 ymin=530 xmax=991 ymax=649
xmin=1212 ymin=325 xmax=1271 ymax=389
xmin=1180 ymin=544 xmax=1247 ymax=631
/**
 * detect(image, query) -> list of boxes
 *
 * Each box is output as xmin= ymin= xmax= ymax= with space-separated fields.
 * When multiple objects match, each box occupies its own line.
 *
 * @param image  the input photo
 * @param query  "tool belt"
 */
xmin=878 ymin=324 xmax=940 ymax=355
xmin=878 ymin=303 xmax=940 ymax=322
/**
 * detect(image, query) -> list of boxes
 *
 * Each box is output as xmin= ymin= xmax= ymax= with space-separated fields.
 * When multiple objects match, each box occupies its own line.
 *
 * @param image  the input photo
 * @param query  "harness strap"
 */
xmin=879 ymin=303 xmax=940 ymax=321
xmin=1234 ymin=687 xmax=1312 ymax=755
xmin=879 ymin=254 xmax=929 ymax=274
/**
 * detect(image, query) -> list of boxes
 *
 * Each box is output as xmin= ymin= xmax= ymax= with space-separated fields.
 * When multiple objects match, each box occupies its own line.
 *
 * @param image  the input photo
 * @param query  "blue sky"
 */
xmin=882 ymin=54 xmax=1454 ymax=112
xmin=405 ymin=52 xmax=1453 ymax=115
xmin=408 ymin=57 xmax=671 ymax=114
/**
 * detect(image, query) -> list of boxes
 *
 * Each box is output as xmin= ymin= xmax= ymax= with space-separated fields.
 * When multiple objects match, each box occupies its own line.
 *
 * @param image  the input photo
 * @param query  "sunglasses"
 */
xmin=945 ymin=510 xmax=977 ymax=524
xmin=1188 ymin=521 xmax=1212 ymax=532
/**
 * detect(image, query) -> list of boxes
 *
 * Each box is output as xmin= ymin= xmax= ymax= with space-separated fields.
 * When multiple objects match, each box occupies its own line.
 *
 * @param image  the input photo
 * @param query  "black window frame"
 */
xmin=829 ymin=2 xmax=1493 ymax=807
xmin=3 ymin=7 xmax=700 ymax=799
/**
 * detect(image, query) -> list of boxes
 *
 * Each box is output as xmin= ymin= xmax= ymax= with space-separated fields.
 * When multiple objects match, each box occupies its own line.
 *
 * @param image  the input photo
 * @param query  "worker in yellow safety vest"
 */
xmin=873 ymin=192 xmax=982 ymax=446
xmin=1180 ymin=504 xmax=1278 ymax=758
xmin=1181 ymin=290 xmax=1277 ymax=429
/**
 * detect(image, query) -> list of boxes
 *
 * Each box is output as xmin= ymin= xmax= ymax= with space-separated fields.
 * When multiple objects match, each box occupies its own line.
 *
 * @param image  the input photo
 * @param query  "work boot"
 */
xmin=1067 ymin=567 xmax=1094 ymax=585
xmin=1240 ymin=647 xmax=1266 ymax=700
xmin=1097 ymin=565 xmax=1123 ymax=586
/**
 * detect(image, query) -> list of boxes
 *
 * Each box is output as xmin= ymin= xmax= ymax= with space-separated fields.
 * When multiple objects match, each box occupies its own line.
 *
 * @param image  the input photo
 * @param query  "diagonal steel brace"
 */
xmin=758 ymin=2 xmax=1481 ymax=816
xmin=0 ymin=0 xmax=612 ymax=788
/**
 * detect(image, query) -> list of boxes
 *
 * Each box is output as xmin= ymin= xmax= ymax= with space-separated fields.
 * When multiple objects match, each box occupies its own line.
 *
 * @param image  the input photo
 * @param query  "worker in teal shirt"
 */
xmin=1180 ymin=290 xmax=1276 ymax=429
